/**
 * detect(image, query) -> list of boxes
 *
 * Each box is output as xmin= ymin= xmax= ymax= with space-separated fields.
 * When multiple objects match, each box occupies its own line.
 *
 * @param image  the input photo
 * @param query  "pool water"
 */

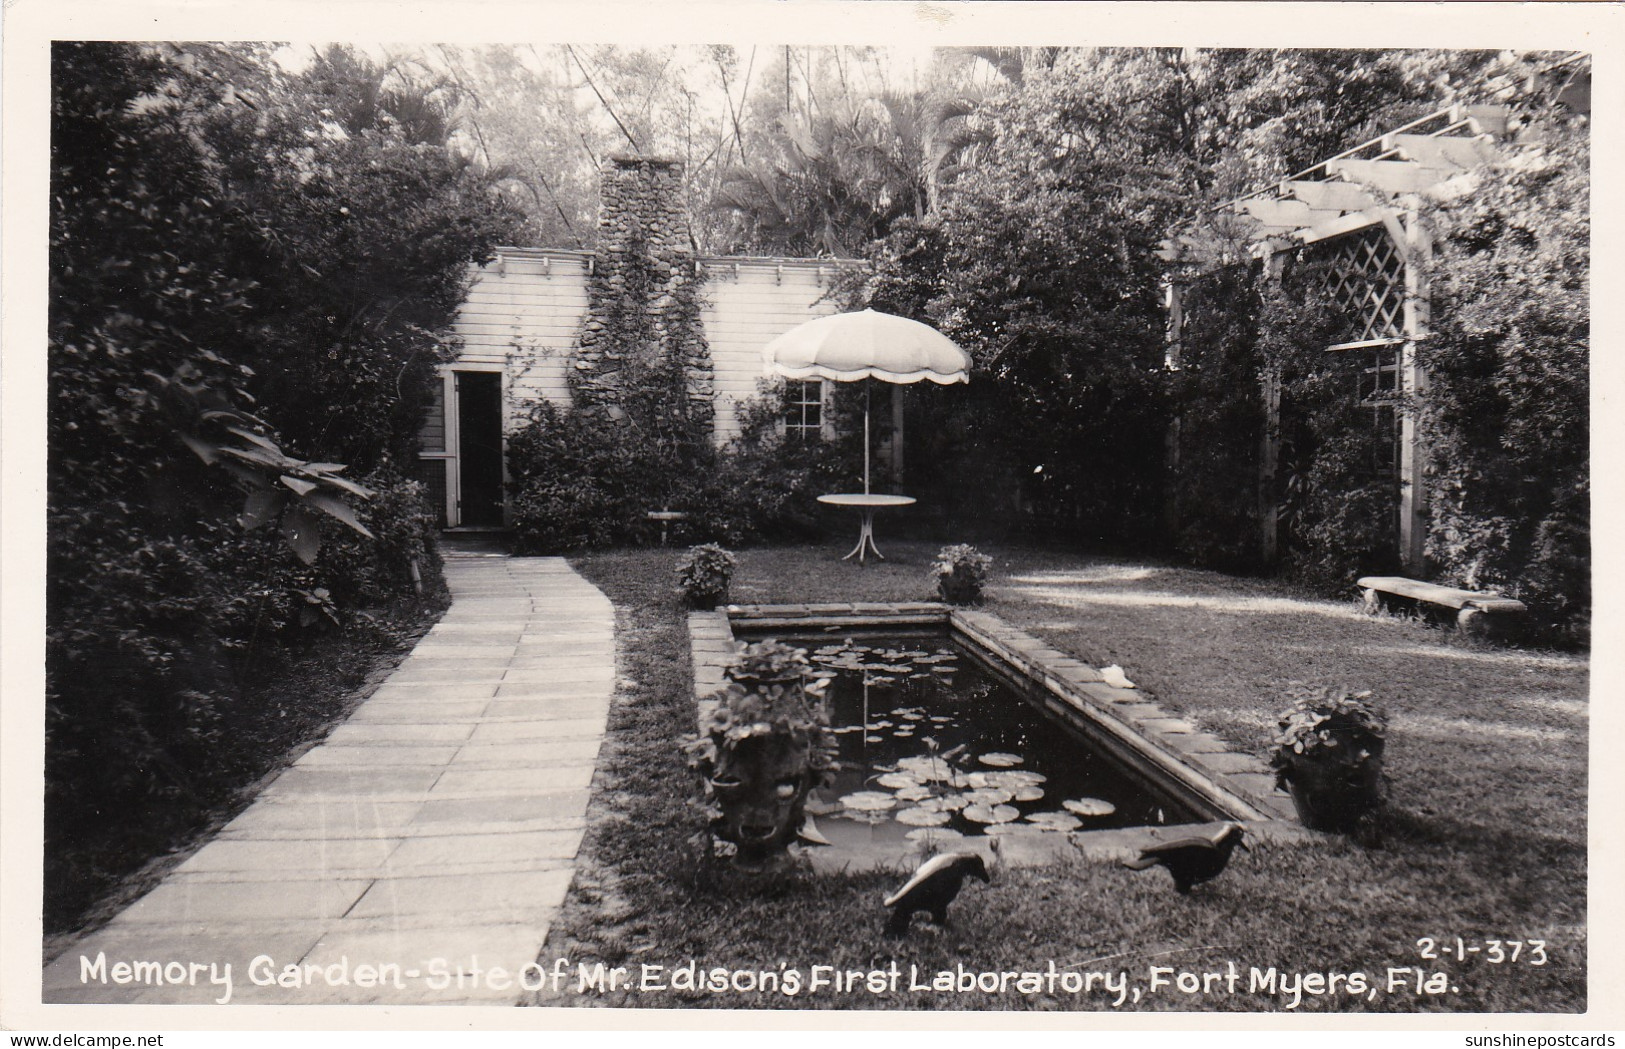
xmin=776 ymin=634 xmax=1200 ymax=852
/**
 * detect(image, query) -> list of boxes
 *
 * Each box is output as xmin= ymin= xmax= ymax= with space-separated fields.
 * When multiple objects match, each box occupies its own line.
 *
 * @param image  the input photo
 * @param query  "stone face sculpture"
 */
xmin=686 ymin=641 xmax=838 ymax=870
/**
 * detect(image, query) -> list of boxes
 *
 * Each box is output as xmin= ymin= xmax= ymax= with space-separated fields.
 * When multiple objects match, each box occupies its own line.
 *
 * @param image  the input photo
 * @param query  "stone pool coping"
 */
xmin=689 ymin=602 xmax=1306 ymax=873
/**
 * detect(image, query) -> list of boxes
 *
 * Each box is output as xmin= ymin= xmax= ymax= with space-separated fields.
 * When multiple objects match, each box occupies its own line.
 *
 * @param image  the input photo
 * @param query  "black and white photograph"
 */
xmin=2 ymin=0 xmax=1621 ymax=1036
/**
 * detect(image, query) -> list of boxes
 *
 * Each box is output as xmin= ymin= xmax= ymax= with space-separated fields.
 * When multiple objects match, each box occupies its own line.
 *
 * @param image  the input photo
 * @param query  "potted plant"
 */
xmin=676 ymin=543 xmax=736 ymax=610
xmin=684 ymin=641 xmax=838 ymax=870
xmin=932 ymin=544 xmax=994 ymax=605
xmin=1268 ymin=684 xmax=1388 ymax=833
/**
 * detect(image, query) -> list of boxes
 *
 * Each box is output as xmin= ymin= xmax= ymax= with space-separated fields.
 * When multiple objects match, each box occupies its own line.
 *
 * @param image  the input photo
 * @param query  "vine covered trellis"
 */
xmin=1165 ymin=63 xmax=1589 ymax=640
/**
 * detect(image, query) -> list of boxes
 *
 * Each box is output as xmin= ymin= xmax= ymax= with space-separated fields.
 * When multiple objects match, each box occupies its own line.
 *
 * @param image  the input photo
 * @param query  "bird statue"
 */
xmin=1123 ymin=822 xmax=1247 ymax=894
xmin=883 ymin=850 xmax=991 ymax=937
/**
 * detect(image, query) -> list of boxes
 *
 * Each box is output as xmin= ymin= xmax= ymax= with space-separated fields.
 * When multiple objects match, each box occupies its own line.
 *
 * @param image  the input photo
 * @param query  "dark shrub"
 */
xmin=507 ymin=387 xmax=856 ymax=552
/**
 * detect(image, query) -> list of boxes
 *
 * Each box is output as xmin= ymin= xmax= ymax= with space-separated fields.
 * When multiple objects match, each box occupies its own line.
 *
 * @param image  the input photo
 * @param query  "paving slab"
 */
xmin=263 ymin=765 xmax=447 ymax=797
xmin=296 ymin=744 xmax=463 ymax=767
xmin=449 ymin=740 xmax=602 ymax=767
xmin=385 ymin=829 xmax=584 ymax=868
xmin=412 ymin=792 xmax=592 ymax=827
xmin=346 ymin=869 xmax=577 ymax=918
xmin=484 ymin=697 xmax=613 ymax=719
xmin=431 ymin=766 xmax=596 ymax=795
xmin=174 ymin=837 xmax=404 ymax=874
xmin=469 ymin=718 xmax=607 ymax=743
xmin=347 ymin=700 xmax=493 ymax=723
xmin=42 ymin=552 xmax=615 ymax=1007
xmin=322 ymin=723 xmax=477 ymax=745
xmin=217 ymin=798 xmax=425 ymax=837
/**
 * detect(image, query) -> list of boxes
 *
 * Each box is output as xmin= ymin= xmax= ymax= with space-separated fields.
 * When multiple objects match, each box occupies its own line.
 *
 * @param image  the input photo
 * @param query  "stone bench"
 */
xmin=1357 ymin=575 xmax=1527 ymax=637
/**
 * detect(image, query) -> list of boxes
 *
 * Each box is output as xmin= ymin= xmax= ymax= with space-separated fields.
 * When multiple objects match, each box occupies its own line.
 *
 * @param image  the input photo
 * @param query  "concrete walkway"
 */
xmin=43 ymin=553 xmax=615 ymax=1006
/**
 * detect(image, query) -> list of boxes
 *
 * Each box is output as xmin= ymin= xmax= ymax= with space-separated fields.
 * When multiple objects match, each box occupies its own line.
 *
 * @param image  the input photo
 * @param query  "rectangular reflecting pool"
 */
xmin=756 ymin=629 xmax=1205 ymax=852
xmin=695 ymin=604 xmax=1283 ymax=869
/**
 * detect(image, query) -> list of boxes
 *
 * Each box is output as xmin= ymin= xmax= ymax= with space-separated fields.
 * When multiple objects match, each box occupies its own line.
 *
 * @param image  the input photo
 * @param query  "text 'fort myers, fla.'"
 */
xmin=76 ymin=953 xmax=1471 ymax=1008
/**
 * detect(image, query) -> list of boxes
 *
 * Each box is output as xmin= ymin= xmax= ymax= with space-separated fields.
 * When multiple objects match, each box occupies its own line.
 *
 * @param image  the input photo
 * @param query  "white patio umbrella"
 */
xmin=762 ymin=309 xmax=971 ymax=493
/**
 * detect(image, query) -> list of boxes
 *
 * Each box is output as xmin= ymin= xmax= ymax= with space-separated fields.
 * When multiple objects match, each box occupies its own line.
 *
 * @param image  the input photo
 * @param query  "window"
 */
xmin=784 ymin=379 xmax=824 ymax=439
xmin=1355 ymin=346 xmax=1402 ymax=477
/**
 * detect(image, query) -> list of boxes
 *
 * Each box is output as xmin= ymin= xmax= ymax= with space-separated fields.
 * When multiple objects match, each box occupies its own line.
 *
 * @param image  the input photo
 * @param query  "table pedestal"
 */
xmin=842 ymin=509 xmax=886 ymax=564
xmin=816 ymin=494 xmax=916 ymax=566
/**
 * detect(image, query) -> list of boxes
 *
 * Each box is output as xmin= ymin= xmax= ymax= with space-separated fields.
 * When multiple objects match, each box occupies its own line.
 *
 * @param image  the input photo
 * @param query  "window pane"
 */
xmin=785 ymin=380 xmax=824 ymax=437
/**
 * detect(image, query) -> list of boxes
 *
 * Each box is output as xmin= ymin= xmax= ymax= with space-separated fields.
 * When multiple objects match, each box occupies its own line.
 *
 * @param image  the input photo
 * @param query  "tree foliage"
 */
xmin=46 ymin=40 xmax=522 ymax=927
xmin=1419 ymin=101 xmax=1589 ymax=639
xmin=851 ymin=51 xmax=1198 ymax=542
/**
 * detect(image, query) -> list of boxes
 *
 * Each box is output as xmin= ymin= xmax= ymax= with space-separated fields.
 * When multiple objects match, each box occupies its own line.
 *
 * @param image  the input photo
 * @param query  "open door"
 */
xmin=454 ymin=371 xmax=505 ymax=528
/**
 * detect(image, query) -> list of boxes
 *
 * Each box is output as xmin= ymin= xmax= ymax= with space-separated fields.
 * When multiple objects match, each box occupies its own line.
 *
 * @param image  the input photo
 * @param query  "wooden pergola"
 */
xmin=1160 ymin=99 xmax=1529 ymax=572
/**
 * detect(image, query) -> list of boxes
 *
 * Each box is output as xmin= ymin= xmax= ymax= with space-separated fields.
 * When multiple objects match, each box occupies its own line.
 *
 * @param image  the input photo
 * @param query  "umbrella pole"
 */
xmin=864 ymin=380 xmax=871 ymax=495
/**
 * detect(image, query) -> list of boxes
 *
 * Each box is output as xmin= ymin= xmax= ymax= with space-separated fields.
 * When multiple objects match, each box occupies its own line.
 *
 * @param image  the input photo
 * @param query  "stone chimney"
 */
xmin=572 ymin=156 xmax=713 ymax=434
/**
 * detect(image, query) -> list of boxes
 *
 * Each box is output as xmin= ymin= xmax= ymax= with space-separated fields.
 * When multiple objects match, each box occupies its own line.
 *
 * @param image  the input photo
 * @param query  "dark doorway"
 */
xmin=456 ymin=371 xmax=505 ymax=528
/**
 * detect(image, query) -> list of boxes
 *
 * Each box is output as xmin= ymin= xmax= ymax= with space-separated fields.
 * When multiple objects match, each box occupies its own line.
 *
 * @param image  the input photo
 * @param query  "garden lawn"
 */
xmin=540 ymin=541 xmax=1587 ymax=1012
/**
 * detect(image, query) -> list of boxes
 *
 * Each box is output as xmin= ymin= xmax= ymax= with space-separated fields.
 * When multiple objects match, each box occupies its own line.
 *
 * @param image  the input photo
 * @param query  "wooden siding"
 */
xmin=419 ymin=382 xmax=446 ymax=452
xmin=700 ymin=258 xmax=848 ymax=439
xmin=440 ymin=250 xmax=855 ymax=441
xmin=453 ymin=249 xmax=590 ymax=431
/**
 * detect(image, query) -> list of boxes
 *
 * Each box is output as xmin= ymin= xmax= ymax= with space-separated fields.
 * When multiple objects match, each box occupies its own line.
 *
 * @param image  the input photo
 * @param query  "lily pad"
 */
xmin=972 ymin=770 xmax=1047 ymax=791
xmin=964 ymin=787 xmax=1015 ymax=806
xmin=1062 ymin=798 xmax=1116 ymax=818
xmin=897 ymin=759 xmax=955 ymax=785
xmin=1025 ymin=811 xmax=1083 ymax=832
xmin=874 ymin=772 xmax=921 ymax=790
xmin=1012 ymin=785 xmax=1046 ymax=802
xmin=840 ymin=791 xmax=896 ymax=812
xmin=978 ymin=752 xmax=1025 ymax=768
xmin=917 ymin=794 xmax=969 ymax=813
xmin=864 ymin=735 xmax=884 ymax=744
xmin=894 ymin=806 xmax=951 ymax=827
xmin=963 ymin=803 xmax=1020 ymax=824
xmin=894 ymin=784 xmax=933 ymax=802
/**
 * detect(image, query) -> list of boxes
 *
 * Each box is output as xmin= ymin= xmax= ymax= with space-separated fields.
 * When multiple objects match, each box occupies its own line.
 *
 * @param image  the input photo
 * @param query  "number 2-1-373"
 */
xmin=1417 ymin=938 xmax=1547 ymax=964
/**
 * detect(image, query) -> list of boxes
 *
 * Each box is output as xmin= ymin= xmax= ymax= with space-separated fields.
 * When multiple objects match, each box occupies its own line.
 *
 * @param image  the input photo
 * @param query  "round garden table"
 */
xmin=817 ymin=493 xmax=917 ymax=565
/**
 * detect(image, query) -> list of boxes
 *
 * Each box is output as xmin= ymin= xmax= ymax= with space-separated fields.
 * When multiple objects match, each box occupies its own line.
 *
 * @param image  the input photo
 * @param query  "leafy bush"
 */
xmin=1419 ymin=106 xmax=1589 ymax=642
xmin=307 ymin=467 xmax=445 ymax=609
xmin=1268 ymin=683 xmax=1388 ymax=833
xmin=1268 ymin=684 xmax=1387 ymax=772
xmin=506 ymin=386 xmax=855 ymax=553
xmin=1167 ymin=266 xmax=1269 ymax=569
xmin=932 ymin=544 xmax=994 ymax=605
xmin=1262 ymin=265 xmax=1404 ymax=587
xmin=45 ymin=41 xmax=515 ymax=929
xmin=505 ymin=400 xmax=680 ymax=553
xmin=683 ymin=388 xmax=859 ymax=545
xmin=676 ymin=544 xmax=736 ymax=610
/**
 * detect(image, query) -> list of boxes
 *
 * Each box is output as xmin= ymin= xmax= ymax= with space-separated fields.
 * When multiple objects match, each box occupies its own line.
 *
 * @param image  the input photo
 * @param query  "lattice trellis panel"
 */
xmin=1312 ymin=227 xmax=1406 ymax=343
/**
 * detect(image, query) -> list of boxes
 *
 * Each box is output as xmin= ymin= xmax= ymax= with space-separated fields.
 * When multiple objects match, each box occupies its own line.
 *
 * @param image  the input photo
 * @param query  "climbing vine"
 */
xmin=1172 ymin=259 xmax=1400 ymax=585
xmin=1417 ymin=108 xmax=1589 ymax=641
xmin=1263 ymin=263 xmax=1403 ymax=587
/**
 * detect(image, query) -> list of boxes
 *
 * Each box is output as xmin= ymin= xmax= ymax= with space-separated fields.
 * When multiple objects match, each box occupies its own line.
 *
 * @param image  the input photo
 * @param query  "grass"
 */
xmin=539 ymin=540 xmax=1587 ymax=1012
